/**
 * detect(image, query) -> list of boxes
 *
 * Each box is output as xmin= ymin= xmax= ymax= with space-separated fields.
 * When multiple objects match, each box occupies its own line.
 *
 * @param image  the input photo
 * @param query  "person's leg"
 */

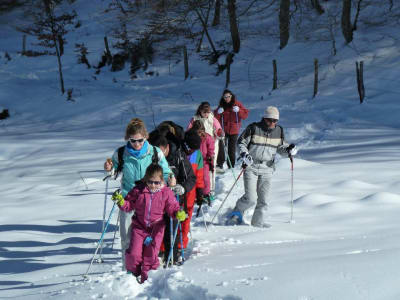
xmin=227 ymin=134 xmax=238 ymax=168
xmin=119 ymin=210 xmax=134 ymax=270
xmin=233 ymin=167 xmax=258 ymax=215
xmin=203 ymin=162 xmax=211 ymax=195
xmin=125 ymin=227 xmax=145 ymax=276
xmin=216 ymin=139 xmax=225 ymax=168
xmin=141 ymin=228 xmax=164 ymax=282
xmin=179 ymin=204 xmax=194 ymax=249
xmin=251 ymin=169 xmax=273 ymax=227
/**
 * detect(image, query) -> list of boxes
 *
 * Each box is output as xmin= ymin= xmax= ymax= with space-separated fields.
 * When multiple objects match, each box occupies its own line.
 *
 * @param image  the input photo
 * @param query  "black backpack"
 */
xmin=114 ymin=145 xmax=159 ymax=179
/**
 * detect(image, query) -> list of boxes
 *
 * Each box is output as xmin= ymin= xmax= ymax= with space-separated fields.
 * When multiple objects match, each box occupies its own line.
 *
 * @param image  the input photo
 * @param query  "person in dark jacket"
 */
xmin=148 ymin=126 xmax=197 ymax=265
xmin=214 ymin=89 xmax=249 ymax=172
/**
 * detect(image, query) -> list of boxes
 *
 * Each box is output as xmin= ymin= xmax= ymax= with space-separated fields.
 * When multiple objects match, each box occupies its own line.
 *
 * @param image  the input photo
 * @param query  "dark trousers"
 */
xmin=217 ymin=134 xmax=238 ymax=168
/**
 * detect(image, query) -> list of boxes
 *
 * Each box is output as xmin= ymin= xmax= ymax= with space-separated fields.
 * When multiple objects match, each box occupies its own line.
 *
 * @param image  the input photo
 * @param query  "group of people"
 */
xmin=103 ymin=89 xmax=298 ymax=283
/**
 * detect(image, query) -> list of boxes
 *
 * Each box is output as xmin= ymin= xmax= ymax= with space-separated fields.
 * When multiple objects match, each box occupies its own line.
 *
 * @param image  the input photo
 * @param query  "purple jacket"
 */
xmin=120 ymin=183 xmax=180 ymax=229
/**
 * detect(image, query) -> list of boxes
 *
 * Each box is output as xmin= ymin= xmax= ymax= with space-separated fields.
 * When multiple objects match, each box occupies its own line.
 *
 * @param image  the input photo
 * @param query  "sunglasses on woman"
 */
xmin=147 ymin=180 xmax=161 ymax=185
xmin=129 ymin=138 xmax=145 ymax=144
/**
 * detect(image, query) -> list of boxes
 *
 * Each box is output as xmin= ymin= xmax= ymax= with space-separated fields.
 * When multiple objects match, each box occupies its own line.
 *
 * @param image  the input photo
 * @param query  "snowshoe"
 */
xmin=225 ymin=211 xmax=243 ymax=225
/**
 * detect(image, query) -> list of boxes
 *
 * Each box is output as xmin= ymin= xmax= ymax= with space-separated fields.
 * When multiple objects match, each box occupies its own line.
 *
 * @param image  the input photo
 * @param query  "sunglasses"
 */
xmin=129 ymin=138 xmax=145 ymax=144
xmin=265 ymin=118 xmax=278 ymax=123
xmin=223 ymin=95 xmax=232 ymax=99
xmin=147 ymin=180 xmax=161 ymax=185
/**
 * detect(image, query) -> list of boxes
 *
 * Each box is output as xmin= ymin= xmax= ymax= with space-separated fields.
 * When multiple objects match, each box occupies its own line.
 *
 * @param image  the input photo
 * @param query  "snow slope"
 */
xmin=1 ymin=1 xmax=400 ymax=299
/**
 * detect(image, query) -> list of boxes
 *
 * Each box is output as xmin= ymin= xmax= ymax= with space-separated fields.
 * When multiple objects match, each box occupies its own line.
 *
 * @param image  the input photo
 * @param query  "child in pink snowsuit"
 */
xmin=117 ymin=164 xmax=183 ymax=283
xmin=191 ymin=120 xmax=215 ymax=197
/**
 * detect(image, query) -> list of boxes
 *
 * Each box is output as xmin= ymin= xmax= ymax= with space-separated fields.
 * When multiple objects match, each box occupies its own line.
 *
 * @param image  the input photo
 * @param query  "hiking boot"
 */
xmin=216 ymin=166 xmax=225 ymax=174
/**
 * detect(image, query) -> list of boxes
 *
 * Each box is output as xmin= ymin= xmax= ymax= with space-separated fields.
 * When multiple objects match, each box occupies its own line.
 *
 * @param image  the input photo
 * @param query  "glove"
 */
xmin=111 ymin=190 xmax=125 ymax=206
xmin=287 ymin=144 xmax=298 ymax=156
xmin=232 ymin=106 xmax=240 ymax=113
xmin=176 ymin=210 xmax=187 ymax=222
xmin=217 ymin=107 xmax=224 ymax=114
xmin=196 ymin=188 xmax=205 ymax=205
xmin=171 ymin=184 xmax=185 ymax=196
xmin=240 ymin=152 xmax=253 ymax=167
xmin=207 ymin=156 xmax=214 ymax=172
xmin=143 ymin=236 xmax=153 ymax=246
xmin=217 ymin=128 xmax=224 ymax=138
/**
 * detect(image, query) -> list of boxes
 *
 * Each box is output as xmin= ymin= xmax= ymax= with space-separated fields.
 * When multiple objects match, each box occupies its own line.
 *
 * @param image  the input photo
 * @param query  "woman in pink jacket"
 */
xmin=187 ymin=102 xmax=223 ymax=192
xmin=113 ymin=164 xmax=186 ymax=283
xmin=191 ymin=120 xmax=215 ymax=202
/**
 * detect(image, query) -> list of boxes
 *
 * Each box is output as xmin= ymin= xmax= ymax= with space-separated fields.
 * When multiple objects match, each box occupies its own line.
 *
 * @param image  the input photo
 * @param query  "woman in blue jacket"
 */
xmin=104 ymin=118 xmax=175 ymax=269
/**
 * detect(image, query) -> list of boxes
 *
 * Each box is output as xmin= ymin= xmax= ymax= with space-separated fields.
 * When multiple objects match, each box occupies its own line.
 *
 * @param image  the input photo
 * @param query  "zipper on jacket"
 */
xmin=146 ymin=193 xmax=154 ymax=227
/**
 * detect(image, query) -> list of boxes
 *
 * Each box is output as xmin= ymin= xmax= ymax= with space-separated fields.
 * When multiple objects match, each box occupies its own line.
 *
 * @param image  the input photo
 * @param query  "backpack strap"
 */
xmin=115 ymin=146 xmax=125 ymax=179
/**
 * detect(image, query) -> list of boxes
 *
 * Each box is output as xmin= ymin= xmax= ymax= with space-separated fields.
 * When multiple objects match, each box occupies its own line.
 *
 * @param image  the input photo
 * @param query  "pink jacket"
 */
xmin=121 ymin=183 xmax=180 ymax=230
xmin=200 ymin=133 xmax=215 ymax=195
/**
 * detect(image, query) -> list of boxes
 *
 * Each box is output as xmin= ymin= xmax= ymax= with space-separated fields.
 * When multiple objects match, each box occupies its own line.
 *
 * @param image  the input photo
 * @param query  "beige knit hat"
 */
xmin=263 ymin=106 xmax=279 ymax=120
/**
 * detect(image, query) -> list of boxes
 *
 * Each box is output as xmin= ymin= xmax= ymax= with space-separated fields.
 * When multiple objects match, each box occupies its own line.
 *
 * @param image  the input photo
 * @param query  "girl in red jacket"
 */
xmin=214 ymin=89 xmax=249 ymax=172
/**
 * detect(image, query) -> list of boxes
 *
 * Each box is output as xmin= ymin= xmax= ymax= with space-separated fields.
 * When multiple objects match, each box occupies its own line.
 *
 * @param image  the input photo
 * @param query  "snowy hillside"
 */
xmin=1 ymin=1 xmax=400 ymax=299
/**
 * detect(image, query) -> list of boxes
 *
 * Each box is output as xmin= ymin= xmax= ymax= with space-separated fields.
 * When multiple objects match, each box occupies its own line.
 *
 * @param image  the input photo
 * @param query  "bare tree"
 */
xmin=279 ymin=0 xmax=290 ymax=49
xmin=212 ymin=0 xmax=222 ymax=26
xmin=20 ymin=0 xmax=76 ymax=95
xmin=310 ymin=0 xmax=324 ymax=15
xmin=341 ymin=0 xmax=353 ymax=43
xmin=227 ymin=0 xmax=240 ymax=53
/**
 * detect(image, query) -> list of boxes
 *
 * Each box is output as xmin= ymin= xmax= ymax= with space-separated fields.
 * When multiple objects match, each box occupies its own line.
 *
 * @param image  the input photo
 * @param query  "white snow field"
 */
xmin=1 ymin=1 xmax=400 ymax=299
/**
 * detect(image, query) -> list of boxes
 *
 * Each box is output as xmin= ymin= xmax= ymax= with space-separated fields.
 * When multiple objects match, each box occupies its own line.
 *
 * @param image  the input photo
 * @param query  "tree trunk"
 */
xmin=212 ymin=0 xmax=221 ymax=26
xmin=272 ymin=59 xmax=277 ymax=90
xmin=341 ymin=0 xmax=353 ymax=43
xmin=194 ymin=8 xmax=218 ymax=57
xmin=313 ymin=59 xmax=318 ymax=98
xmin=183 ymin=45 xmax=189 ymax=80
xmin=279 ymin=0 xmax=290 ymax=49
xmin=54 ymin=38 xmax=65 ymax=94
xmin=227 ymin=0 xmax=240 ymax=53
xmin=311 ymin=0 xmax=325 ymax=14
xmin=225 ymin=52 xmax=233 ymax=88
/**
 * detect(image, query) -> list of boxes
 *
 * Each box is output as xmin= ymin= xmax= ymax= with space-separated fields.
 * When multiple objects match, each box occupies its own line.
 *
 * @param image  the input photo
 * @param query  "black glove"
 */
xmin=286 ymin=144 xmax=298 ymax=156
xmin=286 ymin=144 xmax=295 ymax=152
xmin=207 ymin=156 xmax=214 ymax=172
xmin=196 ymin=188 xmax=205 ymax=205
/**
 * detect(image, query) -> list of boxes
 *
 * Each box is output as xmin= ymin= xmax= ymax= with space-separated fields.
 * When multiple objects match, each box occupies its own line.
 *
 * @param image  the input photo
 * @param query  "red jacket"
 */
xmin=214 ymin=100 xmax=249 ymax=135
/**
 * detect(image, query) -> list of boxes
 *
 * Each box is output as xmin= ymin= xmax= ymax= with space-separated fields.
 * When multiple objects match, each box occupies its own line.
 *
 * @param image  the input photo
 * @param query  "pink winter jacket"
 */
xmin=200 ymin=133 xmax=215 ymax=195
xmin=120 ymin=183 xmax=180 ymax=230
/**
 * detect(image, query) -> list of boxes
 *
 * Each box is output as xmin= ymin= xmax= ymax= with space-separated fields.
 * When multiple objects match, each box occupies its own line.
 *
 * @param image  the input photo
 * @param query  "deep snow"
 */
xmin=1 ymin=1 xmax=400 ymax=299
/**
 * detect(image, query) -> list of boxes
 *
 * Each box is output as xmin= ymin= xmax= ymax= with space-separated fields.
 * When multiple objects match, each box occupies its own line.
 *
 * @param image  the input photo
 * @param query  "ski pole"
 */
xmin=235 ymin=112 xmax=238 ymax=124
xmin=166 ymin=220 xmax=181 ymax=267
xmin=200 ymin=205 xmax=208 ymax=231
xmin=176 ymin=195 xmax=185 ymax=263
xmin=178 ymin=222 xmax=185 ymax=263
xmin=289 ymin=155 xmax=295 ymax=223
xmin=111 ymin=210 xmax=120 ymax=251
xmin=222 ymin=138 xmax=237 ymax=180
xmin=83 ymin=202 xmax=117 ymax=278
xmin=210 ymin=166 xmax=245 ymax=224
xmin=99 ymin=173 xmax=110 ymax=258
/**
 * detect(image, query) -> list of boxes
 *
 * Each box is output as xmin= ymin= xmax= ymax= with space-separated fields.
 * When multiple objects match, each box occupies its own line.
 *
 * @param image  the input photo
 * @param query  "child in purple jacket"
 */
xmin=112 ymin=164 xmax=186 ymax=283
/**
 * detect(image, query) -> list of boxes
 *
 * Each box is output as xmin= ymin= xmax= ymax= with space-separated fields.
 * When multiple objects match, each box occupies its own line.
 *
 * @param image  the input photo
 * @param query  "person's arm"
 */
xmin=119 ymin=188 xmax=137 ymax=212
xmin=186 ymin=117 xmax=194 ymax=130
xmin=164 ymin=188 xmax=181 ymax=218
xmin=180 ymin=155 xmax=197 ymax=194
xmin=277 ymin=127 xmax=291 ymax=156
xmin=237 ymin=101 xmax=249 ymax=120
xmin=156 ymin=147 xmax=174 ymax=183
xmin=237 ymin=125 xmax=252 ymax=155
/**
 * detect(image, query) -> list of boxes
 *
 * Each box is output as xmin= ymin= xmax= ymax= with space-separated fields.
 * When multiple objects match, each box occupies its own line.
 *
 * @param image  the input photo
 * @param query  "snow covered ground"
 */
xmin=1 ymin=1 xmax=400 ymax=299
